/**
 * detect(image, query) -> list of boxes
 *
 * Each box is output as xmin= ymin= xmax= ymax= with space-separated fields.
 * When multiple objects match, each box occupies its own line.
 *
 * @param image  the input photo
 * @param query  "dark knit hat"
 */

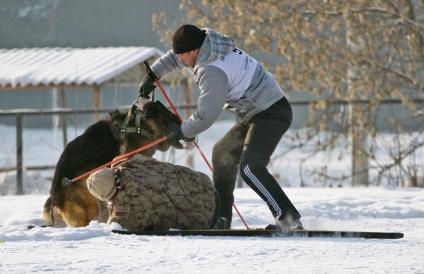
xmin=172 ymin=24 xmax=206 ymax=54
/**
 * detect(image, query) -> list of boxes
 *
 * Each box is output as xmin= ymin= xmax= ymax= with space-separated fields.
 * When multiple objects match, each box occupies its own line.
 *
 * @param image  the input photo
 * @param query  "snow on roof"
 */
xmin=0 ymin=47 xmax=163 ymax=89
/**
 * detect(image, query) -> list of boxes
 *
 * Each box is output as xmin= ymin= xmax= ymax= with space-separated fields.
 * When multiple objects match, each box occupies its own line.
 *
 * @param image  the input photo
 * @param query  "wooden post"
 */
xmin=93 ymin=85 xmax=102 ymax=121
xmin=347 ymin=19 xmax=369 ymax=186
xmin=59 ymin=87 xmax=68 ymax=147
xmin=349 ymin=102 xmax=369 ymax=186
xmin=16 ymin=114 xmax=24 ymax=195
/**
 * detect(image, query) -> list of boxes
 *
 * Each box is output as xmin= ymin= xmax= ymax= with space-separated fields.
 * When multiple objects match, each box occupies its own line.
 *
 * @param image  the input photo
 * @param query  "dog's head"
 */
xmin=110 ymin=101 xmax=182 ymax=156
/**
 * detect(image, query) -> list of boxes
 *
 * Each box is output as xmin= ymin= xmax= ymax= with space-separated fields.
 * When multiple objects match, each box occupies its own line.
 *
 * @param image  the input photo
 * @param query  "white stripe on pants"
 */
xmin=243 ymin=164 xmax=282 ymax=219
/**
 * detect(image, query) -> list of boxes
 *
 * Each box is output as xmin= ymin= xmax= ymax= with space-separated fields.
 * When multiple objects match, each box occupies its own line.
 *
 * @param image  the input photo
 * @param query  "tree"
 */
xmin=153 ymin=0 xmax=424 ymax=186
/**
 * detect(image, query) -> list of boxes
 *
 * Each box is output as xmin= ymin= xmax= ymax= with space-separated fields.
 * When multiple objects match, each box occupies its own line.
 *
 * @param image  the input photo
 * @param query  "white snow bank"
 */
xmin=0 ymin=221 xmax=119 ymax=242
xmin=0 ymin=188 xmax=423 ymax=273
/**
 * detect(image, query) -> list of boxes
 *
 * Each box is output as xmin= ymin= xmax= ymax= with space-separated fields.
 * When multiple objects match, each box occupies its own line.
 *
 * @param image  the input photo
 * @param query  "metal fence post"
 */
xmin=60 ymin=87 xmax=68 ymax=147
xmin=16 ymin=113 xmax=24 ymax=195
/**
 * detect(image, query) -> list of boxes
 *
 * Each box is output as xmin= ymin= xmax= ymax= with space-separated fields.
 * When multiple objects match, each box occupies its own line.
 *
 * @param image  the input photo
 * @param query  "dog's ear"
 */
xmin=141 ymin=101 xmax=156 ymax=118
xmin=154 ymin=101 xmax=181 ymax=124
xmin=152 ymin=101 xmax=169 ymax=119
xmin=109 ymin=109 xmax=129 ymax=124
xmin=154 ymin=101 xmax=169 ymax=114
xmin=143 ymin=101 xmax=168 ymax=120
xmin=109 ymin=109 xmax=121 ymax=121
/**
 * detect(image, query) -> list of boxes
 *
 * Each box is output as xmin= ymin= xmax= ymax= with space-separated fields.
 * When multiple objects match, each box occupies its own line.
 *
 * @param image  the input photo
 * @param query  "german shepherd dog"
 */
xmin=43 ymin=101 xmax=181 ymax=227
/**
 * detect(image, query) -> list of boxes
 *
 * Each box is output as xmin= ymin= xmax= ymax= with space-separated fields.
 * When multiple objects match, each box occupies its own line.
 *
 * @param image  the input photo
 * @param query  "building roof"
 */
xmin=0 ymin=47 xmax=163 ymax=89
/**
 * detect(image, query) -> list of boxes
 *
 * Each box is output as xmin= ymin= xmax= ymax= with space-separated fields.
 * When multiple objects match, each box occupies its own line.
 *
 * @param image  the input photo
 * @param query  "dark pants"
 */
xmin=212 ymin=97 xmax=301 ymax=226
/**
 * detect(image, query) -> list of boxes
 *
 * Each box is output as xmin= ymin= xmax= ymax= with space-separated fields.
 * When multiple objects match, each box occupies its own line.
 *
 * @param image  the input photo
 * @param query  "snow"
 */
xmin=0 ymin=188 xmax=424 ymax=273
xmin=0 ymin=47 xmax=163 ymax=88
xmin=1 ymin=122 xmax=424 ymax=273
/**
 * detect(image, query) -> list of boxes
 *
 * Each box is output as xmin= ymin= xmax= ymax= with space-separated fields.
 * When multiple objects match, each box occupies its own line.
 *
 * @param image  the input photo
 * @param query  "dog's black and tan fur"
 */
xmin=43 ymin=101 xmax=181 ymax=227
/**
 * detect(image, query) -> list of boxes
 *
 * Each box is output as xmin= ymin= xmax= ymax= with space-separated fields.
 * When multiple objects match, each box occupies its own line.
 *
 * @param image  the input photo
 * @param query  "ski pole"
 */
xmin=144 ymin=61 xmax=250 ymax=230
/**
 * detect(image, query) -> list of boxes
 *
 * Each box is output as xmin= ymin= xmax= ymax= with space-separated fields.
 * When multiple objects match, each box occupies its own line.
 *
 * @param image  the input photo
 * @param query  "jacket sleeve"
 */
xmin=181 ymin=65 xmax=229 ymax=138
xmin=150 ymin=50 xmax=185 ymax=78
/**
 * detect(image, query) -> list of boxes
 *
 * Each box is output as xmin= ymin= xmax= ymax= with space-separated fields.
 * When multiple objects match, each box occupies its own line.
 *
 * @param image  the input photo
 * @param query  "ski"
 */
xmin=27 ymin=224 xmax=403 ymax=239
xmin=112 ymin=228 xmax=404 ymax=239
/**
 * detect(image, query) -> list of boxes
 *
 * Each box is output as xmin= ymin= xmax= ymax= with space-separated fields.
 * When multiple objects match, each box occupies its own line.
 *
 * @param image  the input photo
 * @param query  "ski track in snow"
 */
xmin=0 ymin=188 xmax=423 ymax=274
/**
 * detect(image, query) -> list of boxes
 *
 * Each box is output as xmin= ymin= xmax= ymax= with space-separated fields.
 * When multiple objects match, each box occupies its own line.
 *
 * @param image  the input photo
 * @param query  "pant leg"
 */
xmin=209 ymin=189 xmax=221 ymax=228
xmin=212 ymin=122 xmax=249 ymax=224
xmin=239 ymin=97 xmax=301 ymax=220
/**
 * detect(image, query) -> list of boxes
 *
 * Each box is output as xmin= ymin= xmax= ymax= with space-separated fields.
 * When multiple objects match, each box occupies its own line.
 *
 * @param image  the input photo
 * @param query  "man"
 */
xmin=86 ymin=154 xmax=216 ymax=231
xmin=139 ymin=24 xmax=302 ymax=230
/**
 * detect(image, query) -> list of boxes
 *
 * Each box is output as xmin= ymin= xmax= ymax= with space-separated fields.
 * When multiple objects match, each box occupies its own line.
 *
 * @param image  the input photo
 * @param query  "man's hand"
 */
xmin=165 ymin=122 xmax=196 ymax=144
xmin=138 ymin=74 xmax=156 ymax=99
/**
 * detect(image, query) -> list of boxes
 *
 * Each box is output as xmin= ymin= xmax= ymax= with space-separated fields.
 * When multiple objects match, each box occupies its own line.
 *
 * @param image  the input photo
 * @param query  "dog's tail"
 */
xmin=43 ymin=178 xmax=71 ymax=226
xmin=42 ymin=196 xmax=55 ymax=226
xmin=43 ymin=157 xmax=71 ymax=226
xmin=42 ymin=195 xmax=67 ymax=227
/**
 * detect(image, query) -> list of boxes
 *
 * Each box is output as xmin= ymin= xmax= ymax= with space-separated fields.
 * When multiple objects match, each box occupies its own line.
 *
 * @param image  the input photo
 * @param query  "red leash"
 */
xmin=155 ymin=80 xmax=214 ymax=171
xmin=152 ymin=72 xmax=250 ymax=230
xmin=70 ymin=135 xmax=170 ymax=183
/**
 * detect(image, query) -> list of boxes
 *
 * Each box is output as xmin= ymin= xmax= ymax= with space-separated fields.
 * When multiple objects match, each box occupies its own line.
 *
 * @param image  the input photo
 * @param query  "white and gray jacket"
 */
xmin=151 ymin=28 xmax=285 ymax=138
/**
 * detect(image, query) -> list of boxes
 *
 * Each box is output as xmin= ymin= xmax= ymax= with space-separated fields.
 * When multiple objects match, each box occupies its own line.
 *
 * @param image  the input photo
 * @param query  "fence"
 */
xmin=0 ymin=105 xmax=201 ymax=194
xmin=1 ymin=99 xmax=423 ymax=194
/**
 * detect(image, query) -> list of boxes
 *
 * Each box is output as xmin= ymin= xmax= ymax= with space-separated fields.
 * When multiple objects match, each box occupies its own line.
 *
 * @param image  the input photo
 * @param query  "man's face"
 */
xmin=178 ymin=49 xmax=199 ymax=68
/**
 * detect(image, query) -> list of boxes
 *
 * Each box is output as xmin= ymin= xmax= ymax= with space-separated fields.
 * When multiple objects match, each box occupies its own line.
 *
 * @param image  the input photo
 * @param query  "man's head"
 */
xmin=172 ymin=24 xmax=206 ymax=68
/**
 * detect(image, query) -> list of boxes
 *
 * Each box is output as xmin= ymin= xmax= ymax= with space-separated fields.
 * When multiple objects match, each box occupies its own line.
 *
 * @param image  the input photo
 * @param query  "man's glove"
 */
xmin=165 ymin=122 xmax=196 ymax=144
xmin=138 ymin=74 xmax=156 ymax=99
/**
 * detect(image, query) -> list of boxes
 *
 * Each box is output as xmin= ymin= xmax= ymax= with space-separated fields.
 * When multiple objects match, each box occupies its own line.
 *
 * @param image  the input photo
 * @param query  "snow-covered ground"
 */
xmin=1 ymin=121 xmax=424 ymax=273
xmin=0 ymin=188 xmax=423 ymax=273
